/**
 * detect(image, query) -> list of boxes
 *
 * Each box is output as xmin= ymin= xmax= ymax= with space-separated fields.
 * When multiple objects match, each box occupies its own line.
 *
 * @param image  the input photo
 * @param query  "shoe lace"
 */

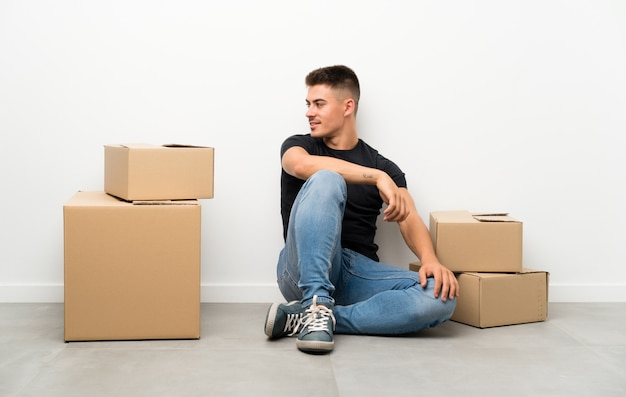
xmin=301 ymin=296 xmax=336 ymax=333
xmin=283 ymin=313 xmax=304 ymax=336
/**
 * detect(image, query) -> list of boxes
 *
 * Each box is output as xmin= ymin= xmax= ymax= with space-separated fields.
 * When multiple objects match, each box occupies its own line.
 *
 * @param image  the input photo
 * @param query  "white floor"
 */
xmin=1 ymin=302 xmax=625 ymax=397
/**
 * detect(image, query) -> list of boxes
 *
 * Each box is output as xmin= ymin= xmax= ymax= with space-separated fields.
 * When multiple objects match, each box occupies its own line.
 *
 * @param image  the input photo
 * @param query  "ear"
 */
xmin=343 ymin=98 xmax=356 ymax=117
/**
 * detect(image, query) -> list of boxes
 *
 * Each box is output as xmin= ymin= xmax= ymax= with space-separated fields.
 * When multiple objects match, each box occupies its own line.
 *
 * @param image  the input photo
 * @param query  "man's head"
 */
xmin=304 ymin=65 xmax=360 ymax=144
xmin=305 ymin=65 xmax=360 ymax=114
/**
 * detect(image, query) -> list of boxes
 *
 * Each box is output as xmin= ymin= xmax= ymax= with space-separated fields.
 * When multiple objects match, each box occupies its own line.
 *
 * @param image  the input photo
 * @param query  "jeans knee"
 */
xmin=305 ymin=170 xmax=347 ymax=201
xmin=433 ymin=297 xmax=456 ymax=326
xmin=440 ymin=297 xmax=456 ymax=322
xmin=408 ymin=285 xmax=457 ymax=330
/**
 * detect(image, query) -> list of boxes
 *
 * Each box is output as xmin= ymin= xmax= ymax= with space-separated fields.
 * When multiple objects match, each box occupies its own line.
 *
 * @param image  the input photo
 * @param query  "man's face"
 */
xmin=305 ymin=84 xmax=348 ymax=139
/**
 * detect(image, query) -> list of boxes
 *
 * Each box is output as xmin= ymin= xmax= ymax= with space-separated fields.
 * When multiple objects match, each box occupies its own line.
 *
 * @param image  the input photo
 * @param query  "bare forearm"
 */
xmin=398 ymin=190 xmax=459 ymax=300
xmin=282 ymin=146 xmax=408 ymax=222
xmin=399 ymin=207 xmax=438 ymax=264
xmin=284 ymin=149 xmax=383 ymax=185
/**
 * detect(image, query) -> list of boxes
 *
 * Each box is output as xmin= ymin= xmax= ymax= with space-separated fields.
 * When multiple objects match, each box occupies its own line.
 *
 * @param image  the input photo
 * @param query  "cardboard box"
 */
xmin=430 ymin=210 xmax=522 ymax=273
xmin=64 ymin=191 xmax=201 ymax=341
xmin=105 ymin=143 xmax=214 ymax=201
xmin=451 ymin=269 xmax=549 ymax=328
xmin=409 ymin=262 xmax=422 ymax=273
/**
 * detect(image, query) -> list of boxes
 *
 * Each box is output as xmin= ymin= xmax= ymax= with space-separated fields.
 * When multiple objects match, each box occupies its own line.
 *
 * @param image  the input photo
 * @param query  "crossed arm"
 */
xmin=282 ymin=146 xmax=459 ymax=301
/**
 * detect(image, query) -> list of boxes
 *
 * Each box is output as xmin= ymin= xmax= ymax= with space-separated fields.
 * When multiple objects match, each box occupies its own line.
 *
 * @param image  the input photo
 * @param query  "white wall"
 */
xmin=1 ymin=0 xmax=624 ymax=303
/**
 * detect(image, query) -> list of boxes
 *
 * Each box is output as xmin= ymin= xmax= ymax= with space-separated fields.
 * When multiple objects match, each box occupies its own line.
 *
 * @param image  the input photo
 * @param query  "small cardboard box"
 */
xmin=105 ymin=143 xmax=214 ymax=201
xmin=430 ymin=210 xmax=522 ymax=273
xmin=451 ymin=269 xmax=549 ymax=328
xmin=64 ymin=191 xmax=201 ymax=341
xmin=409 ymin=262 xmax=420 ymax=273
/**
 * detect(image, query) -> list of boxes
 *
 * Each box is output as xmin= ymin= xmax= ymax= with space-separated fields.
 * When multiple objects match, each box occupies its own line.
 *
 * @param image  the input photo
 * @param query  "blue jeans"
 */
xmin=277 ymin=170 xmax=456 ymax=335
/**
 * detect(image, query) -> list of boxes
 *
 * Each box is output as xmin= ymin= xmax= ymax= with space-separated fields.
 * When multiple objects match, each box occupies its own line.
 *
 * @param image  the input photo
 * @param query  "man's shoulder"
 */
xmin=283 ymin=133 xmax=313 ymax=144
xmin=356 ymin=138 xmax=379 ymax=155
xmin=281 ymin=134 xmax=319 ymax=154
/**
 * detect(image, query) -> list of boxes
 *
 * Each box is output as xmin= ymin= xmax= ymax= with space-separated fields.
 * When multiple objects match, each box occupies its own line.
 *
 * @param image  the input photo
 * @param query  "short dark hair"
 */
xmin=305 ymin=65 xmax=360 ymax=111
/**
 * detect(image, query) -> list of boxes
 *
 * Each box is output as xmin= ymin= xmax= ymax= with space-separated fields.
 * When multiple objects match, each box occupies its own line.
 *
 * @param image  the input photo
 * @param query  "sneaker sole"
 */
xmin=264 ymin=302 xmax=281 ymax=338
xmin=296 ymin=339 xmax=334 ymax=354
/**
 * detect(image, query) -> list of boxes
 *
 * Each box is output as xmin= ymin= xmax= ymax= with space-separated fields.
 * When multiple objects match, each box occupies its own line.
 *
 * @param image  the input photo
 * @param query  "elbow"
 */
xmin=289 ymin=159 xmax=324 ymax=180
xmin=290 ymin=162 xmax=312 ymax=180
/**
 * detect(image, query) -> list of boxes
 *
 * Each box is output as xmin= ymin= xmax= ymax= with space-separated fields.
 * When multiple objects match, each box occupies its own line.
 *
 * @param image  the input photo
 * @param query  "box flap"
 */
xmin=102 ymin=143 xmax=158 ymax=149
xmin=472 ymin=213 xmax=518 ymax=222
xmin=132 ymin=200 xmax=199 ymax=206
xmin=464 ymin=269 xmax=548 ymax=278
xmin=162 ymin=143 xmax=210 ymax=148
xmin=431 ymin=210 xmax=519 ymax=223
xmin=520 ymin=268 xmax=549 ymax=275
xmin=461 ymin=272 xmax=505 ymax=279
xmin=106 ymin=143 xmax=210 ymax=149
xmin=431 ymin=210 xmax=474 ymax=223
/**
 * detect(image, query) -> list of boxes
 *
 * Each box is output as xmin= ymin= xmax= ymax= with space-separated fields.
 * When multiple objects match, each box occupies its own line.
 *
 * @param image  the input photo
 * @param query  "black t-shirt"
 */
xmin=280 ymin=134 xmax=407 ymax=261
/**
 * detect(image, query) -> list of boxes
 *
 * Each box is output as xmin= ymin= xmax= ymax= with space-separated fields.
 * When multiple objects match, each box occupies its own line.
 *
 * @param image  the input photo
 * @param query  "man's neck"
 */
xmin=322 ymin=128 xmax=359 ymax=150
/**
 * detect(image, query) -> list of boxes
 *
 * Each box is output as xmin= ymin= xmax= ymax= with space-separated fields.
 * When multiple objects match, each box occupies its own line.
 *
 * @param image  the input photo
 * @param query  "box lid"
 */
xmin=472 ymin=213 xmax=519 ymax=223
xmin=105 ymin=143 xmax=211 ymax=149
xmin=431 ymin=210 xmax=520 ymax=224
xmin=464 ymin=268 xmax=548 ymax=278
xmin=65 ymin=191 xmax=199 ymax=207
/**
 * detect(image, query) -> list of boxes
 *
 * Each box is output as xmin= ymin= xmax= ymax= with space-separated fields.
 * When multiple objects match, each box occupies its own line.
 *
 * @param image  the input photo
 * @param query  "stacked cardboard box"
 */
xmin=64 ymin=144 xmax=214 ymax=341
xmin=410 ymin=210 xmax=549 ymax=328
xmin=104 ymin=143 xmax=214 ymax=201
